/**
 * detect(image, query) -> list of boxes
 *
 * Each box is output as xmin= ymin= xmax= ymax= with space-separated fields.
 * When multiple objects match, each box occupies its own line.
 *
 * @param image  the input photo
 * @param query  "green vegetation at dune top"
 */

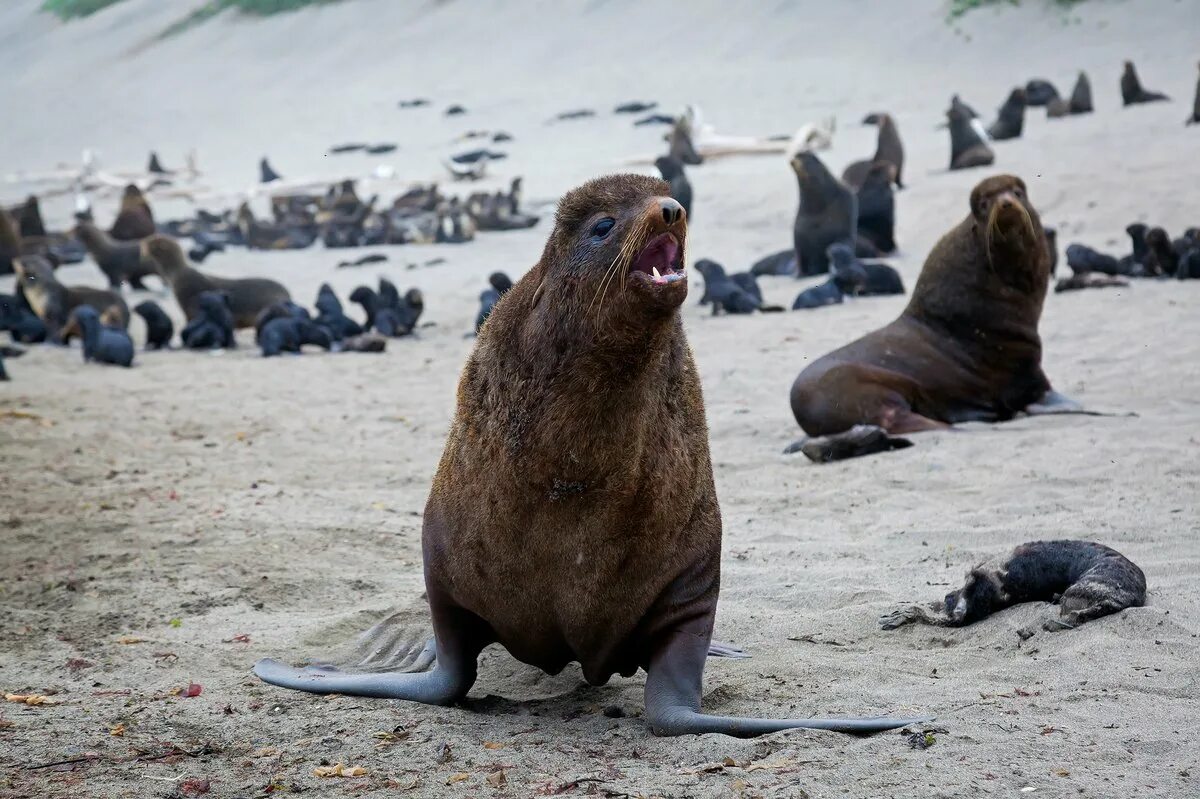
xmin=948 ymin=0 xmax=1088 ymax=18
xmin=44 ymin=0 xmax=345 ymax=23
xmin=41 ymin=0 xmax=125 ymax=19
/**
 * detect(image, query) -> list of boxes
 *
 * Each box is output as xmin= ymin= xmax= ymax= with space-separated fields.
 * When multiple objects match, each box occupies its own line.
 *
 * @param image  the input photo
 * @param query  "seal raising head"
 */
xmin=254 ymin=174 xmax=927 ymax=737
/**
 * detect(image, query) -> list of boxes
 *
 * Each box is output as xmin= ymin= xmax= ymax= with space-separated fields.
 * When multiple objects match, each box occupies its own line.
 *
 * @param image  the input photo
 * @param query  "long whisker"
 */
xmin=589 ymin=217 xmax=648 ymax=317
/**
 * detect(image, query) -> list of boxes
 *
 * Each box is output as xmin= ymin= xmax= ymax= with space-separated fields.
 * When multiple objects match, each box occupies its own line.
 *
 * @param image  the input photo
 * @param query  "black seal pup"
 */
xmin=825 ymin=243 xmax=904 ymax=295
xmin=473 ymin=272 xmax=513 ymax=334
xmin=67 ymin=306 xmax=134 ymax=367
xmin=0 ymin=293 xmax=48 ymax=343
xmin=694 ymin=259 xmax=782 ymax=314
xmin=880 ymin=540 xmax=1146 ymax=632
xmin=1121 ymin=61 xmax=1169 ymax=106
xmin=790 ymin=151 xmax=858 ymax=276
xmin=791 ymin=257 xmax=867 ymax=310
xmin=259 ymin=157 xmax=283 ymax=183
xmin=313 ymin=283 xmax=363 ymax=341
xmin=842 ymin=112 xmax=905 ymax=189
xmin=853 ymin=162 xmax=897 ymax=254
xmin=260 ymin=317 xmax=333 ymax=357
xmin=181 ymin=291 xmax=236 ymax=350
xmin=254 ymin=173 xmax=928 ymax=737
xmin=947 ymin=103 xmax=995 ymax=170
xmin=655 ymin=156 xmax=693 ymax=220
xmin=133 ymin=300 xmax=174 ymax=349
xmin=378 ymin=279 xmax=423 ymax=335
xmin=987 ymin=88 xmax=1027 ymax=140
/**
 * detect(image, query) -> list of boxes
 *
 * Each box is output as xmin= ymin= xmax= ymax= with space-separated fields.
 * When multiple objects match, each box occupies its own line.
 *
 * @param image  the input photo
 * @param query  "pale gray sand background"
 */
xmin=1 ymin=1 xmax=1199 ymax=797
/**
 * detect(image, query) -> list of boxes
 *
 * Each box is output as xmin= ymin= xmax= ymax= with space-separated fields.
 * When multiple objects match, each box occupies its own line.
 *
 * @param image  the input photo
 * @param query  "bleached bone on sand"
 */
xmin=628 ymin=106 xmax=836 ymax=164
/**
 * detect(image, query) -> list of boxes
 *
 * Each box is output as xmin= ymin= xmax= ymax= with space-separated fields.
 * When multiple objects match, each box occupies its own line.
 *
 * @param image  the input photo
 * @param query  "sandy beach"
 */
xmin=2 ymin=1 xmax=1199 ymax=797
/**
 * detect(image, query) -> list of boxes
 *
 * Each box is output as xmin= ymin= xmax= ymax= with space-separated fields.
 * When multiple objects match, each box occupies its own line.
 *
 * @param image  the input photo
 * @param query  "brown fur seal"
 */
xmin=141 ymin=235 xmax=290 ymax=328
xmin=842 ymin=112 xmax=905 ymax=189
xmin=947 ymin=103 xmax=995 ymax=170
xmin=109 ymin=185 xmax=156 ymax=241
xmin=1187 ymin=62 xmax=1200 ymax=125
xmin=0 ymin=208 xmax=18 ymax=275
xmin=75 ymin=221 xmax=159 ymax=289
xmin=254 ymin=174 xmax=928 ymax=737
xmin=13 ymin=256 xmax=128 ymax=341
xmin=789 ymin=175 xmax=1086 ymax=461
xmin=880 ymin=540 xmax=1146 ymax=632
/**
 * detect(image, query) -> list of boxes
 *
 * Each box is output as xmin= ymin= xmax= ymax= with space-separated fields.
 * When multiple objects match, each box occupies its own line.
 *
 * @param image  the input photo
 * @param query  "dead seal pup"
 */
xmin=789 ymin=176 xmax=1087 ymax=461
xmin=254 ymin=174 xmax=928 ymax=737
xmin=880 ymin=540 xmax=1146 ymax=632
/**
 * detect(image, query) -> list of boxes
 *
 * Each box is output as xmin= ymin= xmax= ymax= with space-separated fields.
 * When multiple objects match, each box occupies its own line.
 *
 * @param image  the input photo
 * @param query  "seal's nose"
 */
xmin=660 ymin=197 xmax=684 ymax=226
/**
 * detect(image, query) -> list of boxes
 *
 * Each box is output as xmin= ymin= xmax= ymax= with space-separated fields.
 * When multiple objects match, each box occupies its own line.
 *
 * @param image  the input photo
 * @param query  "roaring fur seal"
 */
xmin=842 ymin=112 xmax=905 ymax=189
xmin=75 ymin=221 xmax=159 ymax=289
xmin=65 ymin=305 xmax=134 ymax=367
xmin=947 ymin=103 xmax=995 ymax=170
xmin=789 ymin=176 xmax=1083 ymax=461
xmin=655 ymin=156 xmax=693 ymax=220
xmin=13 ymin=256 xmax=128 ymax=341
xmin=133 ymin=300 xmax=174 ymax=349
xmin=987 ymin=88 xmax=1027 ymax=140
xmin=109 ymin=185 xmax=156 ymax=241
xmin=790 ymin=151 xmax=858 ymax=276
xmin=880 ymin=540 xmax=1146 ymax=632
xmin=254 ymin=174 xmax=928 ymax=737
xmin=1188 ymin=62 xmax=1200 ymax=125
xmin=141 ymin=235 xmax=290 ymax=327
xmin=1121 ymin=61 xmax=1169 ymax=106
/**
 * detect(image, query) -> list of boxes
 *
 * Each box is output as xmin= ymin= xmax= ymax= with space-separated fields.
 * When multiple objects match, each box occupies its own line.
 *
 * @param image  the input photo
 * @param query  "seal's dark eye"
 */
xmin=590 ymin=218 xmax=615 ymax=239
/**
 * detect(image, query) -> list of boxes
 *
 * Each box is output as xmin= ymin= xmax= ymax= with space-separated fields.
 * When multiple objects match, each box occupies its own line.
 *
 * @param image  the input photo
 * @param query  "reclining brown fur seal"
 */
xmin=141 ymin=235 xmax=290 ymax=327
xmin=880 ymin=540 xmax=1146 ymax=632
xmin=789 ymin=175 xmax=1089 ymax=461
xmin=13 ymin=256 xmax=128 ymax=341
xmin=254 ymin=174 xmax=929 ymax=737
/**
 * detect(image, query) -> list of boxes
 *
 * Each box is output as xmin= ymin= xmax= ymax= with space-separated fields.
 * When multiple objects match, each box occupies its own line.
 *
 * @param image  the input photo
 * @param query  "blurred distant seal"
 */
xmin=655 ymin=156 xmax=693 ymax=220
xmin=65 ymin=305 xmax=134 ymax=367
xmin=789 ymin=175 xmax=1081 ymax=461
xmin=254 ymin=173 xmax=928 ymax=737
xmin=142 ymin=235 xmax=290 ymax=327
xmin=853 ymin=162 xmax=897 ymax=254
xmin=181 ymin=291 xmax=236 ymax=350
xmin=987 ymin=88 xmax=1027 ymax=140
xmin=133 ymin=300 xmax=174 ymax=349
xmin=75 ymin=221 xmax=158 ymax=289
xmin=789 ymin=150 xmax=857 ymax=276
xmin=13 ymin=255 xmax=128 ymax=341
xmin=947 ymin=103 xmax=995 ymax=170
xmin=1121 ymin=61 xmax=1169 ymax=106
xmin=109 ymin=184 xmax=156 ymax=241
xmin=1187 ymin=62 xmax=1200 ymax=125
xmin=842 ymin=112 xmax=905 ymax=189
xmin=880 ymin=540 xmax=1146 ymax=632
xmin=1023 ymin=79 xmax=1060 ymax=107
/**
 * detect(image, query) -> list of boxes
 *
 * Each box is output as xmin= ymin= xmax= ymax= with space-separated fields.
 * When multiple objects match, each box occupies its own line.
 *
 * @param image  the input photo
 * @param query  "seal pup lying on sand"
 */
xmin=66 ymin=305 xmax=134 ymax=367
xmin=789 ymin=176 xmax=1092 ymax=462
xmin=255 ymin=174 xmax=929 ymax=737
xmin=880 ymin=541 xmax=1146 ymax=632
xmin=181 ymin=291 xmax=236 ymax=350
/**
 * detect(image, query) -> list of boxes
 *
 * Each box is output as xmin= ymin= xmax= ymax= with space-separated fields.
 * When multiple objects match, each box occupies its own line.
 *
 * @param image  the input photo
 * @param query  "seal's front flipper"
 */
xmin=787 ymin=425 xmax=914 ymax=463
xmin=644 ymin=630 xmax=932 ymax=738
xmin=707 ymin=640 xmax=750 ymax=659
xmin=1025 ymin=390 xmax=1134 ymax=417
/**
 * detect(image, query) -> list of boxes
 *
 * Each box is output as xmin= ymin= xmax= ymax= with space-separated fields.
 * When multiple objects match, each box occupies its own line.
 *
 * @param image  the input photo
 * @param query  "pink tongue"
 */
xmin=634 ymin=235 xmax=678 ymax=274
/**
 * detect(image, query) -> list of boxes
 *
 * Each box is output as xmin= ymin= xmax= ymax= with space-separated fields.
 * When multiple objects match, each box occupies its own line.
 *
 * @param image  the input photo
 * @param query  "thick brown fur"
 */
xmin=790 ymin=175 xmax=1053 ymax=437
xmin=141 ymin=235 xmax=290 ymax=328
xmin=109 ymin=185 xmax=156 ymax=241
xmin=76 ymin=221 xmax=159 ymax=289
xmin=791 ymin=151 xmax=858 ymax=276
xmin=422 ymin=174 xmax=717 ymax=684
xmin=13 ymin=256 xmax=128 ymax=341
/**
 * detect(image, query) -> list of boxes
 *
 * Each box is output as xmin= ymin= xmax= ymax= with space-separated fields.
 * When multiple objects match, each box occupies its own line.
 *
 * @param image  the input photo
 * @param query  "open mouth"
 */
xmin=628 ymin=232 xmax=685 ymax=286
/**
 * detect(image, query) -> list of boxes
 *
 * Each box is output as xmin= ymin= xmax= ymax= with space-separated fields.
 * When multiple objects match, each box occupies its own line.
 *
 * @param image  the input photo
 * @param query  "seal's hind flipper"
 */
xmin=1024 ymin=390 xmax=1135 ymax=418
xmin=788 ymin=425 xmax=913 ymax=463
